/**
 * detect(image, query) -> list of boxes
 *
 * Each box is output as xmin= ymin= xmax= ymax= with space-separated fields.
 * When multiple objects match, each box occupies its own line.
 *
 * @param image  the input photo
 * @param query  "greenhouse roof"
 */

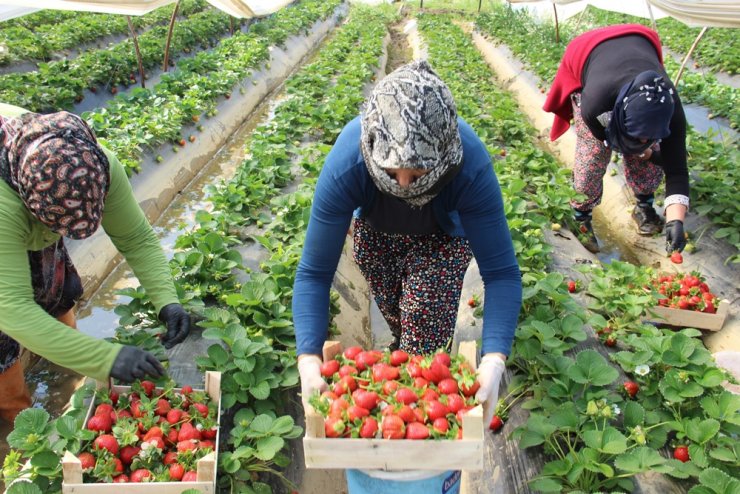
xmin=0 ymin=0 xmax=295 ymax=21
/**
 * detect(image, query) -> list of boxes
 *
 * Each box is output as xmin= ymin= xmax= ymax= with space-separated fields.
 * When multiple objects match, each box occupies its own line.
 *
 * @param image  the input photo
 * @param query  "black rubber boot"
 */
xmin=632 ymin=195 xmax=665 ymax=236
xmin=573 ymin=209 xmax=599 ymax=253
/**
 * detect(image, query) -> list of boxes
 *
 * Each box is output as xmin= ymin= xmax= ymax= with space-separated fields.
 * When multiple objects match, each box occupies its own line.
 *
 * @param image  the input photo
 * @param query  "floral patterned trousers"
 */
xmin=352 ymin=218 xmax=472 ymax=355
xmin=570 ymin=93 xmax=664 ymax=212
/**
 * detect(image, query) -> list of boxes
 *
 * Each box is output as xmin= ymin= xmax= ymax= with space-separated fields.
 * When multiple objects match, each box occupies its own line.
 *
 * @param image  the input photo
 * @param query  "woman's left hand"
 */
xmin=158 ymin=303 xmax=191 ymax=349
xmin=475 ymin=353 xmax=506 ymax=426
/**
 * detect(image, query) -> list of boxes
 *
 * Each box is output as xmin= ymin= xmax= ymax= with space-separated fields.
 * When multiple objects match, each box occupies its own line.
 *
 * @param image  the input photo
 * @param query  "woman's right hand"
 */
xmin=297 ymin=354 xmax=328 ymax=403
xmin=110 ymin=346 xmax=166 ymax=383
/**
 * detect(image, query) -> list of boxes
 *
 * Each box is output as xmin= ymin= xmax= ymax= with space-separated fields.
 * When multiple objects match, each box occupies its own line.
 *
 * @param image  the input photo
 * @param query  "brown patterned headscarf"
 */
xmin=0 ymin=111 xmax=110 ymax=239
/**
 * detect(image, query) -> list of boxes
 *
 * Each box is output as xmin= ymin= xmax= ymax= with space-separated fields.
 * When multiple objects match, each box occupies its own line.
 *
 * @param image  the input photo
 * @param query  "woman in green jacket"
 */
xmin=0 ymin=104 xmax=190 ymax=423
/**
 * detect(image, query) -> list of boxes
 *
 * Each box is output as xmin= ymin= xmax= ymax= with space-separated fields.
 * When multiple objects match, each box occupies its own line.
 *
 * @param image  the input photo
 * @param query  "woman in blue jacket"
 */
xmin=293 ymin=61 xmax=521 ymax=425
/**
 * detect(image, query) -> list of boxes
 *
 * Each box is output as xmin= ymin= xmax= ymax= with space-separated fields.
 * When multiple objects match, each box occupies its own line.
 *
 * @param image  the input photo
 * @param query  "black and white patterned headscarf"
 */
xmin=606 ymin=70 xmax=675 ymax=155
xmin=361 ymin=60 xmax=463 ymax=207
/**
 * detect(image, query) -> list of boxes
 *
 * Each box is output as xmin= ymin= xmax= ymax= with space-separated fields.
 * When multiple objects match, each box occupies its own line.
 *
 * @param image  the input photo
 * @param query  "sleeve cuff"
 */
xmin=664 ymin=194 xmax=689 ymax=211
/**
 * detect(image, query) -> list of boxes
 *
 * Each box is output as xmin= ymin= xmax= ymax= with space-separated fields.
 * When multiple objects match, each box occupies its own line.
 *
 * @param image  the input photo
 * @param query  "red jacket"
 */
xmin=543 ymin=24 xmax=663 ymax=141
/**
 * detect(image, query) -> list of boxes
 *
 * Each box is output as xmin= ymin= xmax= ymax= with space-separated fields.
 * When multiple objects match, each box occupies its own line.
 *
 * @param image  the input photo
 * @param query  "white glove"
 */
xmin=475 ymin=353 xmax=506 ymax=427
xmin=297 ymin=355 xmax=328 ymax=404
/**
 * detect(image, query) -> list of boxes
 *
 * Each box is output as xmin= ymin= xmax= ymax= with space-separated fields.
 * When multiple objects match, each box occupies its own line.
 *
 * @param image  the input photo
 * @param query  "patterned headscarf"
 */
xmin=0 ymin=111 xmax=109 ymax=239
xmin=606 ymin=70 xmax=675 ymax=155
xmin=360 ymin=60 xmax=463 ymax=207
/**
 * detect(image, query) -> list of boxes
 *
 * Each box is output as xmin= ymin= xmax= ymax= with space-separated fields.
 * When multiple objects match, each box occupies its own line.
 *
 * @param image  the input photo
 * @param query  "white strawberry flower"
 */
xmin=635 ymin=365 xmax=650 ymax=376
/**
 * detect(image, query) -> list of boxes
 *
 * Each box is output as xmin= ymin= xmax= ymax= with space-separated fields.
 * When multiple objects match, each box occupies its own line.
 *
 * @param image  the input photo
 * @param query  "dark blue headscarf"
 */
xmin=606 ymin=70 xmax=675 ymax=155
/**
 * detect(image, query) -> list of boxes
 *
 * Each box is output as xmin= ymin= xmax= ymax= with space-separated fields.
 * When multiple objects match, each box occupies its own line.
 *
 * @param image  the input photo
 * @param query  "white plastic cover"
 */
xmin=507 ymin=0 xmax=739 ymax=27
xmin=0 ymin=0 xmax=295 ymax=21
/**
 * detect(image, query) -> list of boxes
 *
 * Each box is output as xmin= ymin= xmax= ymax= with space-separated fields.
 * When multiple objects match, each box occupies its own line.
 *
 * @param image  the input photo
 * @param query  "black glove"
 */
xmin=158 ymin=303 xmax=191 ymax=349
xmin=665 ymin=219 xmax=686 ymax=253
xmin=110 ymin=346 xmax=165 ymax=383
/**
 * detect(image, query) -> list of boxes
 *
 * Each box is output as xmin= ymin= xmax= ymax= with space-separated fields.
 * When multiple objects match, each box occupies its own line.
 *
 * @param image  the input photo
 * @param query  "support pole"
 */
xmin=163 ymin=0 xmax=181 ymax=73
xmin=126 ymin=16 xmax=146 ymax=89
xmin=645 ymin=0 xmax=658 ymax=31
xmin=478 ymin=0 xmax=483 ymax=13
xmin=674 ymin=27 xmax=707 ymax=87
xmin=553 ymin=2 xmax=560 ymax=44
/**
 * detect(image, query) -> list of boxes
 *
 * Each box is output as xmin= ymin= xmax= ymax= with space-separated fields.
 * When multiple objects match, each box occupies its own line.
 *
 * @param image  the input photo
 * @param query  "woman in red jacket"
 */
xmin=543 ymin=24 xmax=688 ymax=254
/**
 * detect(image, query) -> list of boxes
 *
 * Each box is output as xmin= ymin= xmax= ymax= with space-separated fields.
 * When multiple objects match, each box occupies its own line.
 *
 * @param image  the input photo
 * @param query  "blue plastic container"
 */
xmin=346 ymin=468 xmax=461 ymax=494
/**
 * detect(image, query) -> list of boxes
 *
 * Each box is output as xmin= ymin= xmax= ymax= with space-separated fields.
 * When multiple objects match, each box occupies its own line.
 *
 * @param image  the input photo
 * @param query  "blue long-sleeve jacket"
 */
xmin=293 ymin=117 xmax=522 ymax=356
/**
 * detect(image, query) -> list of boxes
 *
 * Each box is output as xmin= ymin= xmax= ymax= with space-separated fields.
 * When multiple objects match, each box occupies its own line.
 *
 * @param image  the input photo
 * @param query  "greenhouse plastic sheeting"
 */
xmin=0 ymin=0 xmax=295 ymax=20
xmin=650 ymin=0 xmax=740 ymax=28
xmin=507 ymin=0 xmax=740 ymax=27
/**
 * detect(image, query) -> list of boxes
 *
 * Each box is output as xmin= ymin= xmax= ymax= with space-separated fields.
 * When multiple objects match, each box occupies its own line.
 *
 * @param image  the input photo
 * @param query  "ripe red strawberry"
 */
xmin=359 ymin=417 xmax=378 ymax=438
xmin=381 ymin=415 xmax=405 ymax=439
xmin=389 ymin=350 xmax=409 ymax=366
xmin=433 ymin=417 xmax=450 ymax=434
xmin=624 ymin=381 xmax=639 ymax=398
xmin=93 ymin=434 xmax=119 ymax=455
xmin=604 ymin=336 xmax=617 ymax=347
xmin=355 ymin=351 xmax=381 ymax=371
xmin=673 ymin=445 xmax=690 ymax=462
xmin=112 ymin=474 xmax=129 ymax=483
xmin=347 ymin=405 xmax=370 ymax=422
xmin=163 ymin=451 xmax=179 ymax=465
xmin=670 ymin=252 xmax=683 ymax=264
xmin=109 ymin=391 xmax=119 ymax=406
xmin=95 ymin=403 xmax=114 ymax=417
xmin=320 ymin=359 xmax=340 ymax=378
xmin=169 ymin=463 xmax=185 ymax=481
xmin=130 ymin=468 xmax=152 ymax=483
xmin=397 ymin=405 xmax=416 ymax=424
xmin=421 ymin=387 xmax=439 ymax=402
xmin=445 ymin=393 xmax=465 ymax=414
xmin=342 ymin=346 xmax=363 ymax=361
xmin=87 ymin=413 xmax=112 ymax=433
xmin=467 ymin=297 xmax=477 ymax=308
xmin=191 ymin=402 xmax=209 ymax=418
xmin=567 ymin=281 xmax=577 ymax=293
xmin=155 ymin=398 xmax=171 ymax=416
xmin=140 ymin=380 xmax=156 ymax=398
xmin=166 ymin=408 xmax=183 ymax=425
xmin=489 ymin=415 xmax=504 ymax=432
xmin=324 ymin=417 xmax=346 ymax=438
xmin=119 ymin=445 xmax=140 ymax=465
xmin=199 ymin=439 xmax=215 ymax=451
xmin=180 ymin=385 xmax=193 ymax=395
xmin=395 ymin=387 xmax=418 ymax=405
xmin=382 ymin=380 xmax=399 ymax=395
xmin=201 ymin=426 xmax=218 ymax=440
xmin=352 ymin=390 xmax=379 ymax=410
xmin=183 ymin=471 xmax=197 ymax=482
xmin=425 ymin=400 xmax=449 ymax=421
xmin=460 ymin=380 xmax=480 ymax=398
xmin=437 ymin=378 xmax=459 ymax=395
xmin=338 ymin=365 xmax=358 ymax=377
xmin=178 ymin=422 xmax=201 ymax=442
xmin=78 ymin=452 xmax=95 ymax=470
xmin=405 ymin=422 xmax=430 ymax=440
xmin=177 ymin=439 xmax=199 ymax=452
xmin=432 ymin=353 xmax=452 ymax=368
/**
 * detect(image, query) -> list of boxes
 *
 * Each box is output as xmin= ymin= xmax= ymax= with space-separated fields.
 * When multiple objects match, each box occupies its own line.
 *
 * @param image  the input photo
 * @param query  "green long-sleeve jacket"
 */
xmin=0 ymin=103 xmax=178 ymax=381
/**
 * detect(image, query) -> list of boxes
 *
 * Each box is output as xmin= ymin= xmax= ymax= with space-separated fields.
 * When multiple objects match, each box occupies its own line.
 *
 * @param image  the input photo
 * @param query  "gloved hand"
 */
xmin=297 ymin=355 xmax=328 ymax=403
xmin=110 ymin=346 xmax=166 ymax=383
xmin=475 ymin=353 xmax=506 ymax=427
xmin=158 ymin=303 xmax=191 ymax=349
xmin=665 ymin=219 xmax=686 ymax=253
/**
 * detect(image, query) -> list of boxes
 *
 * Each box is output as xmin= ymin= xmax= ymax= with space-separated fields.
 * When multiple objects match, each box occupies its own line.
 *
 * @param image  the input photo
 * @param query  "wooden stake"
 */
xmin=126 ymin=16 xmax=146 ymax=89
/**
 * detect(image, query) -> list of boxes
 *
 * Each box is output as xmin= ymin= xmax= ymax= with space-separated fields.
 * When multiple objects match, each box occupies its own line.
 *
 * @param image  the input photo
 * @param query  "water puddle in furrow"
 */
xmin=0 ymin=91 xmax=289 ymax=462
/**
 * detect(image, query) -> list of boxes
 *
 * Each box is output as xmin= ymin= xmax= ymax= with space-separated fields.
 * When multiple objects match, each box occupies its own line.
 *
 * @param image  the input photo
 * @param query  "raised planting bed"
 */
xmin=61 ymin=372 xmax=221 ymax=493
xmin=303 ymin=340 xmax=485 ymax=471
